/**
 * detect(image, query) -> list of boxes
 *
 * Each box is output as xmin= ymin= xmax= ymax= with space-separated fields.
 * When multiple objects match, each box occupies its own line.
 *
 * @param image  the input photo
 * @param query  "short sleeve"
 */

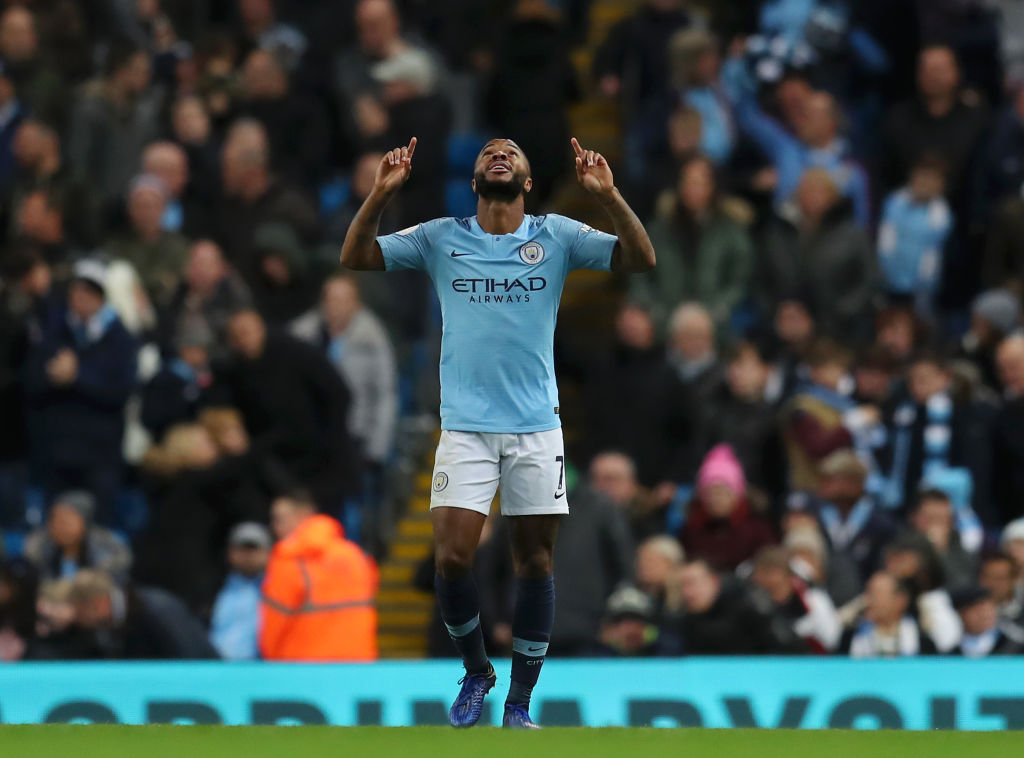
xmin=378 ymin=223 xmax=431 ymax=271
xmin=563 ymin=216 xmax=617 ymax=272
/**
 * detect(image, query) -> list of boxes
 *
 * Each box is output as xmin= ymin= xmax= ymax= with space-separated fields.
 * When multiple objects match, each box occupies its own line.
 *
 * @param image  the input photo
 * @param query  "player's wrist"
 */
xmin=595 ymin=186 xmax=620 ymax=206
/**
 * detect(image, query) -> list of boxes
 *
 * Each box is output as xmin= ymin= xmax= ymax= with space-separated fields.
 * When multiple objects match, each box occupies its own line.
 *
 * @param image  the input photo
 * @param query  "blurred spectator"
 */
xmin=725 ymin=71 xmax=871 ymax=226
xmin=909 ymin=490 xmax=976 ymax=590
xmin=1002 ymin=518 xmax=1024 ymax=569
xmin=589 ymin=452 xmax=662 ymax=542
xmin=876 ymin=157 xmax=953 ymax=316
xmin=880 ymin=351 xmax=995 ymax=519
xmin=160 ymin=239 xmax=252 ymax=360
xmin=976 ymin=84 xmax=1024 ymax=224
xmin=3 ymin=120 xmax=99 ymax=249
xmin=875 ymin=305 xmax=929 ymax=369
xmin=578 ymin=305 xmax=698 ymax=487
xmin=701 ymin=341 xmax=787 ymax=508
xmin=13 ymin=187 xmax=75 ymax=266
xmin=681 ymin=445 xmax=775 ymax=572
xmin=235 ymin=0 xmax=308 ymax=73
xmin=881 ymin=46 xmax=990 ymax=209
xmin=666 ymin=302 xmax=725 ymax=406
xmin=750 ymin=546 xmax=842 ymax=653
xmin=170 ymin=94 xmax=220 ymax=199
xmin=140 ymin=321 xmax=214 ymax=440
xmin=883 ymin=532 xmax=962 ymax=652
xmin=765 ymin=297 xmax=817 ymax=403
xmin=24 ymin=259 xmax=137 ymax=525
xmin=261 ymin=490 xmax=378 ymax=660
xmin=994 ymin=336 xmax=1024 ymax=521
xmin=983 ymin=188 xmax=1024 ymax=294
xmin=482 ymin=0 xmax=578 ymax=209
xmin=634 ymin=535 xmax=684 ymax=616
xmin=920 ymin=0 xmax=1003 ymax=103
xmin=292 ymin=273 xmax=397 ymax=472
xmin=783 ymin=523 xmax=862 ymax=609
xmin=951 ymin=586 xmax=1024 ymax=656
xmin=549 ymin=462 xmax=634 ymax=655
xmin=136 ymin=419 xmax=276 ymax=614
xmin=632 ymin=156 xmax=754 ymax=334
xmin=236 ymin=49 xmax=329 ymax=186
xmin=592 ymin=586 xmax=681 ymax=657
xmin=782 ymin=340 xmax=856 ymax=493
xmin=104 ymin=174 xmax=190 ymax=307
xmin=792 ymin=450 xmax=898 ymax=594
xmin=249 ymin=222 xmax=320 ymax=326
xmin=220 ymin=309 xmax=357 ymax=508
xmin=0 ymin=559 xmax=37 ymax=661
xmin=0 ymin=6 xmax=67 ymax=129
xmin=141 ymin=141 xmax=209 ymax=238
xmin=842 ymin=571 xmax=937 ymax=657
xmin=592 ymin=0 xmax=691 ymax=180
xmin=214 ymin=119 xmax=319 ymax=276
xmin=670 ymin=558 xmax=803 ymax=654
xmin=209 ymin=521 xmax=271 ymax=661
xmin=668 ymin=28 xmax=733 ymax=165
xmin=960 ymin=289 xmax=1020 ymax=392
xmin=69 ymin=569 xmax=218 ymax=659
xmin=758 ymin=169 xmax=877 ymax=341
xmin=67 ymin=39 xmax=161 ymax=205
xmin=978 ymin=548 xmax=1024 ymax=628
xmin=24 ymin=491 xmax=131 ymax=583
xmin=0 ymin=56 xmax=25 ymax=187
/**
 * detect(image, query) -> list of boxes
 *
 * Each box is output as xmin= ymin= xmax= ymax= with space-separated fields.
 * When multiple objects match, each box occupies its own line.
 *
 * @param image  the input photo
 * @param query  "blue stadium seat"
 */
xmin=3 ymin=531 xmax=25 ymax=558
xmin=318 ymin=177 xmax=351 ymax=217
xmin=446 ymin=179 xmax=477 ymax=218
xmin=446 ymin=132 xmax=487 ymax=176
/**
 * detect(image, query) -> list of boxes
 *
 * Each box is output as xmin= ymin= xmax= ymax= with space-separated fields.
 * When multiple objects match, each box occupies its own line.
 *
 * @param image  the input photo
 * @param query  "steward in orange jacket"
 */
xmin=261 ymin=498 xmax=378 ymax=660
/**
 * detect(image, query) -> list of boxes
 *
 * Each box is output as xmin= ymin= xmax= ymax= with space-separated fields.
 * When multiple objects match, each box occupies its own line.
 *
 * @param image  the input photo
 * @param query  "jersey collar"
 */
xmin=469 ymin=215 xmax=534 ymax=240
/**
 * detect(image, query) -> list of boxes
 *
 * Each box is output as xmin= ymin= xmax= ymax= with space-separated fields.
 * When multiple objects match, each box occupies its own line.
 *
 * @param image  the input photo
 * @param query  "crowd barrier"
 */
xmin=2 ymin=659 xmax=1023 ymax=729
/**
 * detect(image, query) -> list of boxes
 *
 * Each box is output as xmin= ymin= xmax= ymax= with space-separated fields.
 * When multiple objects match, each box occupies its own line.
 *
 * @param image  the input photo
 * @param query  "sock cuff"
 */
xmin=445 ymin=613 xmax=480 ymax=638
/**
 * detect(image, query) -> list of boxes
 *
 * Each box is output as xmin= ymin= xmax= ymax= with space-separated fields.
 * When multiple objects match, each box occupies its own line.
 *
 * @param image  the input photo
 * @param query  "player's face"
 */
xmin=472 ymin=140 xmax=532 ymax=202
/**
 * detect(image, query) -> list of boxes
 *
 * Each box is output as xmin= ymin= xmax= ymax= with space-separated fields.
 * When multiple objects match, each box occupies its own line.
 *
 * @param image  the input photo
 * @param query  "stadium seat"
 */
xmin=318 ymin=177 xmax=351 ymax=217
xmin=446 ymin=132 xmax=487 ymax=176
xmin=445 ymin=179 xmax=477 ymax=219
xmin=3 ymin=531 xmax=25 ymax=558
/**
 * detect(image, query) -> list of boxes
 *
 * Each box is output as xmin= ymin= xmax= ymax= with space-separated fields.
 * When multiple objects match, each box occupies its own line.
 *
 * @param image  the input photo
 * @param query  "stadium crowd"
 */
xmin=5 ymin=0 xmax=1024 ymax=663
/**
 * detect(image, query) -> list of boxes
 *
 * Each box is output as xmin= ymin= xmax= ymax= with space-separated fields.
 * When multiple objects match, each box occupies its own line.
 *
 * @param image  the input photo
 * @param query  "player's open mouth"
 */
xmin=488 ymin=162 xmax=512 ymax=174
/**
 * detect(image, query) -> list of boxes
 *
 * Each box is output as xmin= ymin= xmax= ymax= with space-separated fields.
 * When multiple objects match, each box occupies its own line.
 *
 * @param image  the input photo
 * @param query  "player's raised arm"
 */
xmin=571 ymin=137 xmax=655 ymax=273
xmin=340 ymin=137 xmax=417 ymax=271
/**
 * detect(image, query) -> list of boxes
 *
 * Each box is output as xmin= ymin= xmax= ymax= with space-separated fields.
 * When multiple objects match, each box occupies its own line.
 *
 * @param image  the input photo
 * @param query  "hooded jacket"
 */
xmin=260 ymin=515 xmax=378 ymax=661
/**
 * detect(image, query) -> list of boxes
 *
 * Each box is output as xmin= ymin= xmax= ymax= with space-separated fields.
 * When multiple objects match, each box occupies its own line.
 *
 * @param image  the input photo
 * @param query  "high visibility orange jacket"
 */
xmin=260 ymin=515 xmax=378 ymax=660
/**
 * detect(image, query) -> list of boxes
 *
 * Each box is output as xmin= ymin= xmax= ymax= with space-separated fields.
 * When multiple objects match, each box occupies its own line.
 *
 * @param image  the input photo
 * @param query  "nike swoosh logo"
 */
xmin=450 ymin=251 xmax=472 ymax=257
xmin=554 ymin=492 xmax=565 ymax=500
xmin=527 ymin=646 xmax=545 ymax=652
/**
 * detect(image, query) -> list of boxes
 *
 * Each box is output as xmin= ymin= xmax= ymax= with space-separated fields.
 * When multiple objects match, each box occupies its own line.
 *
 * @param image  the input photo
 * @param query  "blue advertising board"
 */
xmin=1 ymin=659 xmax=1023 ymax=729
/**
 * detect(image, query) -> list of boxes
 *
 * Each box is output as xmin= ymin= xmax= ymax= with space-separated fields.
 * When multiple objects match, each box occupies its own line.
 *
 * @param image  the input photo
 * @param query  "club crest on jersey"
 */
xmin=519 ymin=241 xmax=545 ymax=265
xmin=432 ymin=472 xmax=449 ymax=492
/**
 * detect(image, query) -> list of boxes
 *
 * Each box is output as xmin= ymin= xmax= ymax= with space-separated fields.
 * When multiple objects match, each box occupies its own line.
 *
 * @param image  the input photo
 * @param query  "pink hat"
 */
xmin=697 ymin=444 xmax=747 ymax=497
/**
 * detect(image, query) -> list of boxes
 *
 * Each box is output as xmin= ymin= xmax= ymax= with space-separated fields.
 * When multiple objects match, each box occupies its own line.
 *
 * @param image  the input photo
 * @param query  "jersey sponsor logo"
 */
xmin=452 ymin=277 xmax=546 ymax=293
xmin=519 ymin=241 xmax=545 ymax=264
xmin=396 ymin=224 xmax=420 ymax=236
xmin=432 ymin=472 xmax=449 ymax=492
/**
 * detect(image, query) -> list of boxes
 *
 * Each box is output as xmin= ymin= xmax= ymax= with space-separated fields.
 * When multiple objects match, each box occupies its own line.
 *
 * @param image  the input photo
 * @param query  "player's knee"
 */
xmin=514 ymin=549 xmax=554 ymax=579
xmin=435 ymin=544 xmax=475 ymax=579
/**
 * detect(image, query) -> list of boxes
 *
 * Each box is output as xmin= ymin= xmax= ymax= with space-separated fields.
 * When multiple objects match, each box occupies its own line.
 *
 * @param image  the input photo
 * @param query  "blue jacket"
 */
xmin=877 ymin=189 xmax=953 ymax=299
xmin=682 ymin=86 xmax=735 ymax=165
xmin=24 ymin=304 xmax=137 ymax=470
xmin=209 ymin=572 xmax=262 ymax=660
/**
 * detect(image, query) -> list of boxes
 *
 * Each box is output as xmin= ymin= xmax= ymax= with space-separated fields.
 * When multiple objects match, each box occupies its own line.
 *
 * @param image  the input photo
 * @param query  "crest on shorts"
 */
xmin=519 ymin=241 xmax=544 ymax=265
xmin=432 ymin=472 xmax=449 ymax=492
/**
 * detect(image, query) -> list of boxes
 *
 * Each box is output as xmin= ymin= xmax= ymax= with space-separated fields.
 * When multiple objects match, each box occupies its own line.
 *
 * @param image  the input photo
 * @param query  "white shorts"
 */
xmin=429 ymin=429 xmax=569 ymax=516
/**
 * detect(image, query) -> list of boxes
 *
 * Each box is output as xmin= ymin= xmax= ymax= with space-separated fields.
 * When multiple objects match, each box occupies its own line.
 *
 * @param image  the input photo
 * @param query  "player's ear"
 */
xmin=523 ymin=177 xmax=533 ymax=194
xmin=471 ymin=178 xmax=477 ymax=194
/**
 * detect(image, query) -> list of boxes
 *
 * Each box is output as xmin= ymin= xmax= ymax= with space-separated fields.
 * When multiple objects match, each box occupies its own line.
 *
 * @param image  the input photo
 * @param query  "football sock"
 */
xmin=434 ymin=572 xmax=490 ymax=675
xmin=507 ymin=575 xmax=555 ymax=707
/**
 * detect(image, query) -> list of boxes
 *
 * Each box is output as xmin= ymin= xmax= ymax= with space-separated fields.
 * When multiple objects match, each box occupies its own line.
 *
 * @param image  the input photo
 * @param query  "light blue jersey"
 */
xmin=378 ymin=213 xmax=617 ymax=433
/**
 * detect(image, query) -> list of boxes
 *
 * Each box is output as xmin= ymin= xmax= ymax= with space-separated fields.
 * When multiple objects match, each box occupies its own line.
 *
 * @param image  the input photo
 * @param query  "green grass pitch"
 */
xmin=1 ymin=726 xmax=1023 ymax=758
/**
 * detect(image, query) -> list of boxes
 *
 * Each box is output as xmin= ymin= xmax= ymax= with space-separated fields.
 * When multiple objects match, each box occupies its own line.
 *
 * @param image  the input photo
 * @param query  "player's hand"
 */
xmin=374 ymin=138 xmax=417 ymax=195
xmin=571 ymin=137 xmax=615 ymax=197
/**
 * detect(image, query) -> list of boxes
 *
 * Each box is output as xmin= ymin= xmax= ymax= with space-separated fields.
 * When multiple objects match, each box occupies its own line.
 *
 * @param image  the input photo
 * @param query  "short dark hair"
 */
xmin=980 ymin=551 xmax=1017 ymax=571
xmin=806 ymin=338 xmax=853 ymax=369
xmin=105 ymin=39 xmax=146 ymax=77
xmin=914 ymin=488 xmax=951 ymax=511
xmin=909 ymin=349 xmax=949 ymax=372
xmin=911 ymin=154 xmax=949 ymax=178
xmin=275 ymin=488 xmax=317 ymax=512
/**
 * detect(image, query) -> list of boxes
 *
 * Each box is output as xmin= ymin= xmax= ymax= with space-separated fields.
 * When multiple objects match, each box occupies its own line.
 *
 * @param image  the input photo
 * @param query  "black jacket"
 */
xmin=98 ymin=585 xmax=219 ymax=660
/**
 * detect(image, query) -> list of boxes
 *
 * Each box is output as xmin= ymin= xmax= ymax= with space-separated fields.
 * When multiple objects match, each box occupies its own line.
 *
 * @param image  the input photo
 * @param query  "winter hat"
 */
xmin=972 ymin=289 xmax=1020 ymax=335
xmin=71 ymin=258 xmax=108 ymax=298
xmin=696 ymin=444 xmax=747 ymax=497
xmin=1001 ymin=518 xmax=1024 ymax=549
xmin=52 ymin=490 xmax=96 ymax=524
xmin=228 ymin=522 xmax=272 ymax=550
xmin=604 ymin=586 xmax=655 ymax=622
xmin=950 ymin=585 xmax=990 ymax=612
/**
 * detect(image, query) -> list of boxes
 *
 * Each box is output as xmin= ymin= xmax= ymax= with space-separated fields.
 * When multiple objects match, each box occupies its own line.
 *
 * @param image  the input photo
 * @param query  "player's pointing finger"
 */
xmin=570 ymin=137 xmax=584 ymax=158
xmin=407 ymin=137 xmax=417 ymax=157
